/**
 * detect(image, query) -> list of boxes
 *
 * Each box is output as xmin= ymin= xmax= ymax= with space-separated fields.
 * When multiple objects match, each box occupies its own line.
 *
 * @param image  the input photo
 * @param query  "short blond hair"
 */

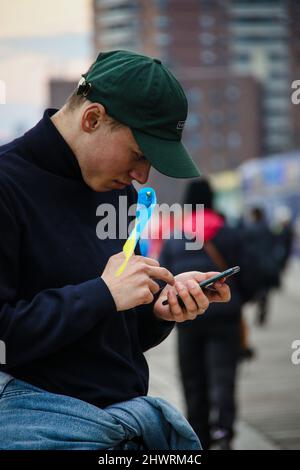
xmin=65 ymin=90 xmax=124 ymax=131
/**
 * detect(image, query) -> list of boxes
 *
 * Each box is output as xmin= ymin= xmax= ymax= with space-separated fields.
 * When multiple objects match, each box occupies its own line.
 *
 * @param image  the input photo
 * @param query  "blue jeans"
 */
xmin=0 ymin=371 xmax=201 ymax=450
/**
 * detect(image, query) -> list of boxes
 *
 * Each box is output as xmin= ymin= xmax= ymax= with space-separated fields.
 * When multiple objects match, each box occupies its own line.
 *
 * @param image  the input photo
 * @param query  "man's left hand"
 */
xmin=153 ymin=271 xmax=231 ymax=323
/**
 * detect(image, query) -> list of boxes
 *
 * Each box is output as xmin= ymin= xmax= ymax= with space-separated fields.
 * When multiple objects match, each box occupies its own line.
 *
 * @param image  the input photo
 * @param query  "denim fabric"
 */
xmin=0 ymin=371 xmax=201 ymax=450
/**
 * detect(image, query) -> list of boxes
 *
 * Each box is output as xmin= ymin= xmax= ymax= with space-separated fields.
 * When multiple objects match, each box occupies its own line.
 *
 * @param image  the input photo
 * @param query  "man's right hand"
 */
xmin=101 ymin=252 xmax=175 ymax=311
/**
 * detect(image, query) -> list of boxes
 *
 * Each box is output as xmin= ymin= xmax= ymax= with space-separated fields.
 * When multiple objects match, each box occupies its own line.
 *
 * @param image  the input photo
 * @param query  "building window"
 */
xmin=270 ymin=70 xmax=289 ymax=80
xmin=201 ymin=50 xmax=216 ymax=65
xmin=268 ymin=51 xmax=288 ymax=61
xmin=186 ymin=112 xmax=200 ymax=130
xmin=210 ymin=133 xmax=224 ymax=149
xmin=155 ymin=0 xmax=170 ymax=7
xmin=186 ymin=87 xmax=203 ymax=105
xmin=154 ymin=33 xmax=171 ymax=46
xmin=209 ymin=89 xmax=223 ymax=106
xmin=233 ymin=52 xmax=250 ymax=63
xmin=228 ymin=113 xmax=239 ymax=125
xmin=211 ymin=154 xmax=224 ymax=172
xmin=237 ymin=37 xmax=288 ymax=44
xmin=199 ymin=32 xmax=216 ymax=46
xmin=108 ymin=22 xmax=135 ymax=30
xmin=199 ymin=15 xmax=215 ymax=28
xmin=231 ymin=16 xmax=285 ymax=24
xmin=209 ymin=110 xmax=224 ymax=126
xmin=225 ymin=85 xmax=241 ymax=101
xmin=188 ymin=134 xmax=204 ymax=151
xmin=154 ymin=15 xmax=170 ymax=27
xmin=228 ymin=154 xmax=239 ymax=167
xmin=100 ymin=1 xmax=138 ymax=12
xmin=227 ymin=131 xmax=242 ymax=149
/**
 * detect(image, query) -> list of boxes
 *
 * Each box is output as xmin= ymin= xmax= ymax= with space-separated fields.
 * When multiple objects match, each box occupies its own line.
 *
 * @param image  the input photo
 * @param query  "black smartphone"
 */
xmin=162 ymin=266 xmax=240 ymax=307
xmin=198 ymin=266 xmax=240 ymax=289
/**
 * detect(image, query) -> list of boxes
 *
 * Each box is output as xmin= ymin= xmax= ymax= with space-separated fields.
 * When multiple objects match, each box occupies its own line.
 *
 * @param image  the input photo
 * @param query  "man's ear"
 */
xmin=81 ymin=103 xmax=106 ymax=133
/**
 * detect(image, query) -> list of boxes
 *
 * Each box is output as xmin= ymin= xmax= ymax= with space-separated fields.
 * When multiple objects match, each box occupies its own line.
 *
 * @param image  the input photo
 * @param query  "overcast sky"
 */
xmin=0 ymin=0 xmax=93 ymax=141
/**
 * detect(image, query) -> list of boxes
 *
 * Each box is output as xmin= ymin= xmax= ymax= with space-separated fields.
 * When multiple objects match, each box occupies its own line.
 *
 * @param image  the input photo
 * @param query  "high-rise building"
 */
xmin=288 ymin=0 xmax=300 ymax=150
xmin=92 ymin=0 xmax=300 ymax=161
xmin=180 ymin=70 xmax=261 ymax=174
xmin=93 ymin=0 xmax=160 ymax=56
xmin=156 ymin=0 xmax=230 ymax=70
xmin=229 ymin=0 xmax=294 ymax=155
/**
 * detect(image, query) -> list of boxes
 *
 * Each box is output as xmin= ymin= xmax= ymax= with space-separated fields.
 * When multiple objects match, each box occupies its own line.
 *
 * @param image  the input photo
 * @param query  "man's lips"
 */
xmin=113 ymin=180 xmax=131 ymax=188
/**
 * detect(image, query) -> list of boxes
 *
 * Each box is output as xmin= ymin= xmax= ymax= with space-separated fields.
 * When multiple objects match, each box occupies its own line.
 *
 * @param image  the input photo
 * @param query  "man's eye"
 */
xmin=135 ymin=153 xmax=146 ymax=161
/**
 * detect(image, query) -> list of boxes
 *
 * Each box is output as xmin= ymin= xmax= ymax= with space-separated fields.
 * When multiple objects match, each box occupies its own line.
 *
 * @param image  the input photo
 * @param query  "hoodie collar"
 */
xmin=20 ymin=108 xmax=83 ymax=180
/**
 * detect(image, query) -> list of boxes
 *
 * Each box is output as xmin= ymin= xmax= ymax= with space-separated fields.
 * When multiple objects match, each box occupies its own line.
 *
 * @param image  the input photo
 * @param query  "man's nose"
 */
xmin=129 ymin=161 xmax=151 ymax=185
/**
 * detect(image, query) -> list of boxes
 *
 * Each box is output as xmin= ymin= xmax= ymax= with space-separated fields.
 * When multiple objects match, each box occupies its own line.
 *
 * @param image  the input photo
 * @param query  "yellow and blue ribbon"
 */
xmin=116 ymin=187 xmax=156 ymax=277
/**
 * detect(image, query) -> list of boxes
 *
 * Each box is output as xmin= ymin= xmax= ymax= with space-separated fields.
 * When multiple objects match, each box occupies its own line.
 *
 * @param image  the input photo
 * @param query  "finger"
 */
xmin=193 ymin=271 xmax=221 ymax=284
xmin=165 ymin=284 xmax=197 ymax=319
xmin=207 ymin=282 xmax=231 ymax=303
xmin=175 ymin=281 xmax=199 ymax=316
xmin=172 ymin=281 xmax=206 ymax=321
xmin=167 ymin=289 xmax=187 ymax=322
xmin=147 ymin=266 xmax=175 ymax=286
xmin=159 ymin=284 xmax=174 ymax=305
xmin=186 ymin=279 xmax=210 ymax=315
xmin=168 ymin=290 xmax=198 ymax=322
xmin=148 ymin=279 xmax=160 ymax=295
xmin=132 ymin=255 xmax=160 ymax=267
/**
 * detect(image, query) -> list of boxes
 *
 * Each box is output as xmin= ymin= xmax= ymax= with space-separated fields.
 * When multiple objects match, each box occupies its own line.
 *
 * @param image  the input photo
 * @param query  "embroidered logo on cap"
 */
xmin=176 ymin=121 xmax=185 ymax=131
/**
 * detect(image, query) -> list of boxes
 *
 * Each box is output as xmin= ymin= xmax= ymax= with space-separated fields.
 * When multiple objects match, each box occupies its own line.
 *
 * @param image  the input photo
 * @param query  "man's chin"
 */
xmin=84 ymin=178 xmax=109 ymax=192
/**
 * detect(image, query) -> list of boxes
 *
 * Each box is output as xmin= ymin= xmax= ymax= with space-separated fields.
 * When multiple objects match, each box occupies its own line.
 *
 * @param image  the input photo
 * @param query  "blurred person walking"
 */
xmin=272 ymin=206 xmax=294 ymax=278
xmin=242 ymin=207 xmax=282 ymax=326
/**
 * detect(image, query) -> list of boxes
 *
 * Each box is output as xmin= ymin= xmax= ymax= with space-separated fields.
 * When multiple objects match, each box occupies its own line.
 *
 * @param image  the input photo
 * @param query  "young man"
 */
xmin=0 ymin=50 xmax=230 ymax=449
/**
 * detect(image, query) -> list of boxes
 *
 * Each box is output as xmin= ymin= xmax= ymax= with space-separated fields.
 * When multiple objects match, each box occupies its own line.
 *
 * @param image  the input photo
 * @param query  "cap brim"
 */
xmin=132 ymin=129 xmax=201 ymax=178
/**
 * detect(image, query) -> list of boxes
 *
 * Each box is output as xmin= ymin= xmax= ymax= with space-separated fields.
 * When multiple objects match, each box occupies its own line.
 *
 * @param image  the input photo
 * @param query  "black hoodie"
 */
xmin=0 ymin=109 xmax=174 ymax=408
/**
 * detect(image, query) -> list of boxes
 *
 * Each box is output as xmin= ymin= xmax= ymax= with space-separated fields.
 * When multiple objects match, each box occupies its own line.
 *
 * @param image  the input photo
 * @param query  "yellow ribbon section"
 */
xmin=116 ymin=221 xmax=138 ymax=277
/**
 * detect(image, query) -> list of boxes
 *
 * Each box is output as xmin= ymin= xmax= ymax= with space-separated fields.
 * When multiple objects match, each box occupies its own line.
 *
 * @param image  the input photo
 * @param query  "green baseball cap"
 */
xmin=76 ymin=50 xmax=200 ymax=178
